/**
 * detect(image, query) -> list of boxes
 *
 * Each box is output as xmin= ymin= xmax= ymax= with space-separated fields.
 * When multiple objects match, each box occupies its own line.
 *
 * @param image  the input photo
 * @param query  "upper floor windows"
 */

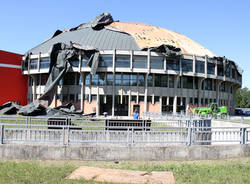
xmin=116 ymin=55 xmax=130 ymax=68
xmin=207 ymin=62 xmax=215 ymax=75
xmin=167 ymin=59 xmax=179 ymax=71
xmin=40 ymin=58 xmax=50 ymax=69
xmin=99 ymin=55 xmax=113 ymax=67
xmin=181 ymin=59 xmax=193 ymax=72
xmin=133 ymin=56 xmax=147 ymax=68
xmin=150 ymin=56 xmax=164 ymax=69
xmin=196 ymin=61 xmax=204 ymax=73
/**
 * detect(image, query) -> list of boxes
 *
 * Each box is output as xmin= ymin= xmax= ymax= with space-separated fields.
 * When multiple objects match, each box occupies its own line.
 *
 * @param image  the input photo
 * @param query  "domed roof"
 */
xmin=109 ymin=22 xmax=216 ymax=57
xmin=27 ymin=13 xmax=216 ymax=57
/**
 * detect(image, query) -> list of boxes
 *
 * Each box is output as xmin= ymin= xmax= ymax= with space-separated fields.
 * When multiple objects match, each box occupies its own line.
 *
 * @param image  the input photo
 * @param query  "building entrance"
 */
xmin=100 ymin=95 xmax=112 ymax=115
xmin=114 ymin=95 xmax=128 ymax=116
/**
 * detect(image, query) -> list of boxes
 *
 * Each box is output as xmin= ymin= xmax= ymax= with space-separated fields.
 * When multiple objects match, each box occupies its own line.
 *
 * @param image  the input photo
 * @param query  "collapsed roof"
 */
xmin=27 ymin=12 xmax=216 ymax=57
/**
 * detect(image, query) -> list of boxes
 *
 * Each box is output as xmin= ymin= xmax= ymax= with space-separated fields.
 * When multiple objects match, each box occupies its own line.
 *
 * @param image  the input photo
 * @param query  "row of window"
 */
xmin=29 ymin=72 xmax=233 ymax=93
xmin=26 ymin=55 xmax=241 ymax=81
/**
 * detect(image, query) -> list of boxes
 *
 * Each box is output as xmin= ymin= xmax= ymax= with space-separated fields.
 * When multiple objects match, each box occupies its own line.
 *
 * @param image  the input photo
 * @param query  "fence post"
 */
xmin=66 ymin=118 xmax=70 ymax=146
xmin=240 ymin=128 xmax=247 ymax=144
xmin=62 ymin=126 xmax=65 ymax=145
xmin=0 ymin=125 xmax=4 ymax=144
xmin=186 ymin=127 xmax=193 ymax=146
xmin=131 ymin=128 xmax=134 ymax=146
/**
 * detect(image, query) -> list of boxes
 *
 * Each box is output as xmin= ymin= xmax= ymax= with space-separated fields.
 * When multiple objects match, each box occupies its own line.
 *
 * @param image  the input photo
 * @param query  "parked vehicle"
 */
xmin=193 ymin=103 xmax=228 ymax=119
xmin=244 ymin=111 xmax=250 ymax=116
xmin=235 ymin=109 xmax=244 ymax=115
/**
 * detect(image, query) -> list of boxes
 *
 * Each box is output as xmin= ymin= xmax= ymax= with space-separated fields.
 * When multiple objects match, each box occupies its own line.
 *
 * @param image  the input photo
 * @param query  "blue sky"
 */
xmin=1 ymin=0 xmax=249 ymax=88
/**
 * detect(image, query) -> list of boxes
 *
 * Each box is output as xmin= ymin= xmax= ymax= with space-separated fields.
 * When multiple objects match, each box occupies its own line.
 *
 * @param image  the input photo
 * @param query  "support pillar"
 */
xmin=80 ymin=73 xmax=84 ymax=112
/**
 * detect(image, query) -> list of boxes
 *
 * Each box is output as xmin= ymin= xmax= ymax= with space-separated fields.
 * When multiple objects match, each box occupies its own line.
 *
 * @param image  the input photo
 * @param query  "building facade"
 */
xmin=22 ymin=15 xmax=242 ymax=116
xmin=0 ymin=50 xmax=27 ymax=106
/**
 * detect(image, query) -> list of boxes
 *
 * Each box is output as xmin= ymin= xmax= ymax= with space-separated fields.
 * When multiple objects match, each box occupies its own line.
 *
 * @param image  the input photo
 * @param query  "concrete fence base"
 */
xmin=0 ymin=144 xmax=250 ymax=161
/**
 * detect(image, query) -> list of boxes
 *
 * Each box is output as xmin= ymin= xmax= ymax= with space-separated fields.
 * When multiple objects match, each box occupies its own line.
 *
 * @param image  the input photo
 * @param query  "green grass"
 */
xmin=0 ymin=158 xmax=250 ymax=184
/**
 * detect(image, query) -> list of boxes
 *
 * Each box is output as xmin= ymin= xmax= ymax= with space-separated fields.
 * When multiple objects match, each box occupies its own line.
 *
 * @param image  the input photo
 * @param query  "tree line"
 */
xmin=236 ymin=87 xmax=250 ymax=108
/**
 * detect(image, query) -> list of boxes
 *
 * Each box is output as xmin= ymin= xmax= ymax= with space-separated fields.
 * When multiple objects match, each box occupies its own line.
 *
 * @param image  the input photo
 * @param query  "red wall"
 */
xmin=0 ymin=50 xmax=28 ymax=106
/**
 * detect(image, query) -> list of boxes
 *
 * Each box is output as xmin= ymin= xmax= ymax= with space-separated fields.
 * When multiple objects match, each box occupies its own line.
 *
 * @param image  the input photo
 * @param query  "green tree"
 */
xmin=236 ymin=87 xmax=250 ymax=108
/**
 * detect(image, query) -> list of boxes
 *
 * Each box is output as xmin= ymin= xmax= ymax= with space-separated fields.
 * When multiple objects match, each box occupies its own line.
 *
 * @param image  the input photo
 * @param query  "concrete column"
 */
xmin=112 ymin=73 xmax=115 ymax=116
xmin=128 ymin=90 xmax=131 ymax=116
xmin=193 ymin=55 xmax=196 ymax=75
xmin=185 ymin=97 xmax=189 ymax=114
xmin=160 ymin=96 xmax=162 ymax=113
xmin=38 ymin=53 xmax=41 ymax=72
xmin=144 ymin=74 xmax=148 ymax=113
xmin=173 ymin=76 xmax=178 ymax=114
xmin=32 ymin=75 xmax=37 ymax=101
xmin=205 ymin=55 xmax=208 ymax=78
xmin=96 ymin=86 xmax=100 ymax=116
xmin=80 ymin=73 xmax=84 ymax=112
xmin=198 ymin=78 xmax=203 ymax=106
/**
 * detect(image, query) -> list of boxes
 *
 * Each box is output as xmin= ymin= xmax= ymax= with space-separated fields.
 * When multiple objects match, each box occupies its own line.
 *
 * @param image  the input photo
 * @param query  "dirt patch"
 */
xmin=67 ymin=166 xmax=175 ymax=184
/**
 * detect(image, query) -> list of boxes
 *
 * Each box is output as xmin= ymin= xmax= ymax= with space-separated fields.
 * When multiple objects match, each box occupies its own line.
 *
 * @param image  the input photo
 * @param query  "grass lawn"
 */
xmin=0 ymin=158 xmax=250 ymax=184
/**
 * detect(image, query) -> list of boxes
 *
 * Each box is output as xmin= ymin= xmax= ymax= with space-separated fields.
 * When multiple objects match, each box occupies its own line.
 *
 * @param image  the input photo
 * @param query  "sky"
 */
xmin=0 ymin=0 xmax=249 ymax=88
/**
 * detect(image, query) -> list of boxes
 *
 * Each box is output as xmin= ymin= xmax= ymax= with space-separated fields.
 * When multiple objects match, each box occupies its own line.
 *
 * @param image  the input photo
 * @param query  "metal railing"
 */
xmin=0 ymin=123 xmax=249 ymax=146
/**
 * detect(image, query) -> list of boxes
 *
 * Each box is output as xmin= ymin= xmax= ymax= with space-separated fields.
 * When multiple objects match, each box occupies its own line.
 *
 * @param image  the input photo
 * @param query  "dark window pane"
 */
xmin=133 ymin=56 xmax=147 ymax=68
xmin=131 ymin=95 xmax=137 ymax=102
xmin=138 ymin=74 xmax=145 ymax=86
xmin=217 ymin=65 xmax=224 ymax=76
xmin=123 ymin=74 xmax=130 ymax=86
xmin=99 ymin=55 xmax=113 ymax=67
xmin=181 ymin=59 xmax=193 ymax=72
xmin=41 ymin=74 xmax=49 ymax=85
xmin=99 ymin=73 xmax=105 ymax=86
xmin=81 ymin=56 xmax=88 ymax=67
xmin=91 ymin=74 xmax=99 ymax=86
xmin=154 ymin=96 xmax=160 ymax=103
xmin=139 ymin=96 xmax=144 ymax=102
xmin=115 ymin=74 xmax=122 ymax=86
xmin=85 ymin=73 xmax=91 ymax=86
xmin=116 ymin=55 xmax=130 ymax=68
xmin=151 ymin=56 xmax=164 ymax=69
xmin=167 ymin=59 xmax=179 ymax=71
xmin=169 ymin=75 xmax=174 ymax=88
xmin=40 ymin=58 xmax=50 ymax=69
xmin=183 ymin=76 xmax=193 ymax=89
xmin=147 ymin=96 xmax=152 ymax=102
xmin=130 ymin=74 xmax=137 ymax=86
xmin=196 ymin=61 xmax=204 ymax=73
xmin=30 ymin=59 xmax=38 ymax=70
xmin=207 ymin=62 xmax=215 ymax=75
xmin=106 ymin=73 xmax=113 ymax=86
xmin=147 ymin=74 xmax=153 ymax=87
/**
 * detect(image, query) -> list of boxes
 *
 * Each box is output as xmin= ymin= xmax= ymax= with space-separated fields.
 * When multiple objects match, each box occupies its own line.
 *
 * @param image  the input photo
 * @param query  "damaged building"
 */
xmin=21 ymin=13 xmax=242 ymax=117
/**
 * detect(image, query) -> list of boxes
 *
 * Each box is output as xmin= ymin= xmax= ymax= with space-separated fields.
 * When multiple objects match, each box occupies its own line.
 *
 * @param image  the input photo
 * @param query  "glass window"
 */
xmin=123 ymin=74 xmax=130 ymax=86
xmin=84 ymin=94 xmax=89 ymax=100
xmin=115 ymin=74 xmax=122 ymax=86
xmin=207 ymin=62 xmax=215 ymax=75
xmin=138 ymin=74 xmax=145 ymax=87
xmin=85 ymin=73 xmax=91 ymax=86
xmin=30 ymin=59 xmax=38 ymax=70
xmin=40 ymin=58 xmax=50 ymax=69
xmin=177 ymin=77 xmax=182 ymax=88
xmin=194 ymin=78 xmax=198 ymax=89
xmin=154 ymin=96 xmax=160 ymax=103
xmin=183 ymin=76 xmax=193 ymax=89
xmin=99 ymin=73 xmax=105 ymax=86
xmin=181 ymin=59 xmax=193 ymax=72
xmin=196 ymin=61 xmax=204 ymax=73
xmin=217 ymin=65 xmax=224 ymax=76
xmin=81 ymin=56 xmax=88 ymax=67
xmin=204 ymin=79 xmax=212 ymax=91
xmin=225 ymin=64 xmax=231 ymax=78
xmin=150 ymin=56 xmax=164 ymax=69
xmin=106 ymin=73 xmax=113 ymax=86
xmin=99 ymin=55 xmax=113 ymax=67
xmin=232 ymin=67 xmax=236 ymax=79
xmin=91 ymin=74 xmax=99 ymax=86
xmin=133 ymin=56 xmax=147 ymax=68
xmin=167 ymin=59 xmax=179 ymax=71
xmin=130 ymin=74 xmax=137 ymax=86
xmin=220 ymin=82 xmax=226 ymax=92
xmin=41 ymin=74 xmax=49 ymax=85
xmin=147 ymin=74 xmax=153 ymax=87
xmin=147 ymin=96 xmax=152 ymax=102
xmin=131 ymin=95 xmax=137 ymax=102
xmin=63 ymin=73 xmax=75 ymax=85
xmin=139 ymin=96 xmax=144 ymax=102
xmin=116 ymin=55 xmax=130 ymax=68
xmin=91 ymin=95 xmax=97 ymax=101
xmin=169 ymin=75 xmax=174 ymax=88
xmin=155 ymin=74 xmax=167 ymax=87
